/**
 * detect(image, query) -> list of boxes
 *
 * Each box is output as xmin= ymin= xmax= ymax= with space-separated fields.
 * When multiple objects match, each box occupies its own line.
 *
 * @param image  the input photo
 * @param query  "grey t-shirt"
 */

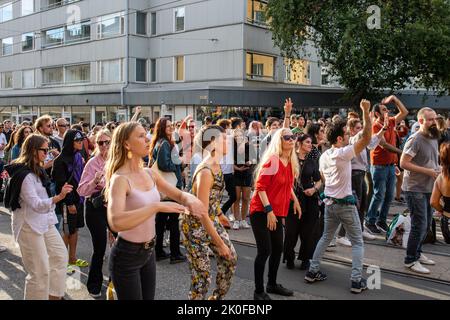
xmin=402 ymin=132 xmax=439 ymax=193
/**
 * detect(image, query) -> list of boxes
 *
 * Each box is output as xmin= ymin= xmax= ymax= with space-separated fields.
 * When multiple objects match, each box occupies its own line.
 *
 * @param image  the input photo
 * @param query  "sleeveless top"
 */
xmin=182 ymin=165 xmax=224 ymax=230
xmin=118 ymin=169 xmax=161 ymax=243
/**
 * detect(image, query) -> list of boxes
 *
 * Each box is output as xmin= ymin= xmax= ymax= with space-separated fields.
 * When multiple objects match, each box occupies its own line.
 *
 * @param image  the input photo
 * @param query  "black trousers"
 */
xmin=221 ymin=173 xmax=237 ymax=215
xmin=109 ymin=237 xmax=156 ymax=300
xmin=85 ymin=199 xmax=107 ymax=295
xmin=155 ymin=210 xmax=181 ymax=256
xmin=284 ymin=198 xmax=320 ymax=263
xmin=250 ymin=212 xmax=283 ymax=294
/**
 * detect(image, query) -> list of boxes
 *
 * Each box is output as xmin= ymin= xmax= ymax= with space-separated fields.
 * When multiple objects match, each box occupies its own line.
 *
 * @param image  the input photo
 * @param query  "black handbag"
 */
xmin=90 ymin=190 xmax=105 ymax=209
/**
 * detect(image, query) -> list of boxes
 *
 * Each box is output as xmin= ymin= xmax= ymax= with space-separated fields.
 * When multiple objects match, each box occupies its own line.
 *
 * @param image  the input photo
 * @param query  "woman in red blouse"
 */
xmin=250 ymin=128 xmax=301 ymax=300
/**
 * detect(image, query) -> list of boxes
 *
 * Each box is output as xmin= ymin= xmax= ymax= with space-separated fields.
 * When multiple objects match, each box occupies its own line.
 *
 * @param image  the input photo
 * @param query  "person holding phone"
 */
xmin=5 ymin=134 xmax=73 ymax=300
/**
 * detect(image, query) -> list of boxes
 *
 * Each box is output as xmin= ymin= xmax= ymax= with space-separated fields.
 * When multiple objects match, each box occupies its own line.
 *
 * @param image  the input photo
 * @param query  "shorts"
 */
xmin=57 ymin=202 xmax=85 ymax=235
xmin=234 ymin=172 xmax=253 ymax=187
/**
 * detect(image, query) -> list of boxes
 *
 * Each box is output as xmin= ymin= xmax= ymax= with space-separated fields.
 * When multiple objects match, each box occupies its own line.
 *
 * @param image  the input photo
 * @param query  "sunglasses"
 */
xmin=189 ymin=126 xmax=195 ymax=129
xmin=98 ymin=140 xmax=110 ymax=146
xmin=282 ymin=135 xmax=296 ymax=141
xmin=38 ymin=148 xmax=49 ymax=154
xmin=58 ymin=124 xmax=68 ymax=128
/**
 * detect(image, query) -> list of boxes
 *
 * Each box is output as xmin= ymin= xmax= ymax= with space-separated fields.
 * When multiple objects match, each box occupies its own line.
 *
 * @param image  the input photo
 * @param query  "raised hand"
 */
xmin=284 ymin=98 xmax=293 ymax=115
xmin=360 ymin=99 xmax=371 ymax=113
xmin=382 ymin=95 xmax=396 ymax=105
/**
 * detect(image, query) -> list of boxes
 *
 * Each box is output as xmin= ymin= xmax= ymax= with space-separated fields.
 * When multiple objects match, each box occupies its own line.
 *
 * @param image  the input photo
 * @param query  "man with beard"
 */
xmin=365 ymin=96 xmax=408 ymax=234
xmin=400 ymin=108 xmax=440 ymax=274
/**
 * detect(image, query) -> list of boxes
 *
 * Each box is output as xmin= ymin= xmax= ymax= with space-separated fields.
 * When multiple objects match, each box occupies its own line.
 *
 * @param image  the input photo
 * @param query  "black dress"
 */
xmin=283 ymin=155 xmax=321 ymax=265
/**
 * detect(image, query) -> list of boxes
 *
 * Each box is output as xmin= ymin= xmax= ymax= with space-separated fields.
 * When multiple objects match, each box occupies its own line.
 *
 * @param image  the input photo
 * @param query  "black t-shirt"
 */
xmin=295 ymin=156 xmax=321 ymax=199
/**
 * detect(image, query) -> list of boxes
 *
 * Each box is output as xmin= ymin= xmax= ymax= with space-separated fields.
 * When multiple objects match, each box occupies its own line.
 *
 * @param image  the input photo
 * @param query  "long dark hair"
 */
xmin=4 ymin=130 xmax=17 ymax=152
xmin=441 ymin=142 xmax=450 ymax=179
xmin=149 ymin=117 xmax=174 ymax=155
xmin=306 ymin=123 xmax=321 ymax=145
xmin=16 ymin=126 xmax=33 ymax=148
xmin=12 ymin=134 xmax=48 ymax=178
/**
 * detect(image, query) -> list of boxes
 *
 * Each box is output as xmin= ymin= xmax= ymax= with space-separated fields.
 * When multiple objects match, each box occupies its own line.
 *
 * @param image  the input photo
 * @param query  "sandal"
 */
xmin=67 ymin=264 xmax=76 ymax=275
xmin=71 ymin=259 xmax=89 ymax=268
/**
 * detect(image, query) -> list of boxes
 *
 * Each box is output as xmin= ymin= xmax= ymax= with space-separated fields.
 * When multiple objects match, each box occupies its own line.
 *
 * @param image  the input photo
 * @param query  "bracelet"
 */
xmin=264 ymin=204 xmax=273 ymax=214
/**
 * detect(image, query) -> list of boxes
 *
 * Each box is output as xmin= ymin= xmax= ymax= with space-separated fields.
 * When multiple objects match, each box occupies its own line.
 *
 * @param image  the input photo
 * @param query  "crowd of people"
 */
xmin=0 ymin=95 xmax=449 ymax=300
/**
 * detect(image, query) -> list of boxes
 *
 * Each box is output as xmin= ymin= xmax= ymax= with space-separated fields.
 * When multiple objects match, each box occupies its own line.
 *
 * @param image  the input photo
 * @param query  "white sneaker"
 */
xmin=228 ymin=214 xmax=235 ymax=222
xmin=240 ymin=220 xmax=251 ymax=229
xmin=336 ymin=237 xmax=352 ymax=247
xmin=419 ymin=254 xmax=436 ymax=266
xmin=405 ymin=261 xmax=430 ymax=274
xmin=232 ymin=221 xmax=240 ymax=230
xmin=0 ymin=246 xmax=7 ymax=253
xmin=362 ymin=231 xmax=376 ymax=240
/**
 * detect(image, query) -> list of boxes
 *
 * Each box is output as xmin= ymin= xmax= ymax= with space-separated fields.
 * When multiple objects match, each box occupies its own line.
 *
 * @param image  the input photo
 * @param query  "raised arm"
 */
xmin=353 ymin=99 xmax=373 ymax=155
xmin=283 ymin=98 xmax=293 ymax=129
xmin=382 ymin=95 xmax=408 ymax=125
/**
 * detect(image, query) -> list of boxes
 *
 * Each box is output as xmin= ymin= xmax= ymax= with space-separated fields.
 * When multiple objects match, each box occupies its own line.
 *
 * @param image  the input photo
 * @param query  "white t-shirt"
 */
xmin=220 ymin=134 xmax=234 ymax=175
xmin=319 ymin=145 xmax=356 ymax=199
xmin=0 ymin=133 xmax=7 ymax=159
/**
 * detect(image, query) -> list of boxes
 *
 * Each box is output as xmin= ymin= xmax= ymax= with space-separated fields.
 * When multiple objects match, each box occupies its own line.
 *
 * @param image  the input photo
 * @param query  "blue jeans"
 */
xmin=309 ymin=203 xmax=364 ymax=282
xmin=404 ymin=192 xmax=432 ymax=265
xmin=366 ymin=165 xmax=396 ymax=225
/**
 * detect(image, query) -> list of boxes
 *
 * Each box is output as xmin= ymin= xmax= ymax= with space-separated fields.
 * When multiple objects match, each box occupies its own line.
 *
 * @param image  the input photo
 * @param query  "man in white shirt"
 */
xmin=305 ymin=99 xmax=373 ymax=294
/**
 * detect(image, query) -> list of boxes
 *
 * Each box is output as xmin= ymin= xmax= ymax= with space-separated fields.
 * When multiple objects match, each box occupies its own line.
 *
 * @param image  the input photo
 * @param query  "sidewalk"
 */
xmin=227 ymin=202 xmax=450 ymax=283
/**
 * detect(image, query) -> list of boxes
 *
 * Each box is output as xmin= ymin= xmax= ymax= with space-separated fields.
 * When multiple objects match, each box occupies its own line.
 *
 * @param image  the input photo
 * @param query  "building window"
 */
xmin=174 ymin=7 xmax=185 ymax=32
xmin=65 ymin=64 xmax=90 ymax=84
xmin=321 ymin=66 xmax=330 ymax=86
xmin=136 ymin=59 xmax=147 ymax=82
xmin=1 ymin=72 xmax=13 ymax=89
xmin=174 ymin=56 xmax=184 ymax=81
xmin=151 ymin=12 xmax=156 ymax=35
xmin=21 ymin=0 xmax=34 ymax=16
xmin=150 ymin=59 xmax=156 ymax=82
xmin=247 ymin=0 xmax=268 ymax=25
xmin=99 ymin=59 xmax=123 ymax=83
xmin=22 ymin=70 xmax=35 ymax=88
xmin=43 ymin=27 xmax=64 ymax=48
xmin=284 ymin=58 xmax=310 ymax=85
xmin=0 ymin=2 xmax=13 ymax=23
xmin=2 ymin=37 xmax=13 ymax=56
xmin=41 ymin=0 xmax=78 ymax=10
xmin=136 ymin=12 xmax=147 ymax=35
xmin=65 ymin=21 xmax=91 ymax=44
xmin=42 ymin=67 xmax=64 ymax=85
xmin=99 ymin=13 xmax=125 ymax=38
xmin=22 ymin=33 xmax=35 ymax=52
xmin=246 ymin=52 xmax=274 ymax=80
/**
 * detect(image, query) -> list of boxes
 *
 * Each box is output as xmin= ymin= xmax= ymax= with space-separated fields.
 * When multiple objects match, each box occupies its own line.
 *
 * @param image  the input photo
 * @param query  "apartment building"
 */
xmin=0 ymin=0 xmax=447 ymax=125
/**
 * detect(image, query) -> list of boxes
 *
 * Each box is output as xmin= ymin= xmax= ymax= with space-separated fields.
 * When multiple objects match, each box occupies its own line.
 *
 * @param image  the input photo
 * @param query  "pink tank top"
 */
xmin=118 ymin=170 xmax=160 ymax=243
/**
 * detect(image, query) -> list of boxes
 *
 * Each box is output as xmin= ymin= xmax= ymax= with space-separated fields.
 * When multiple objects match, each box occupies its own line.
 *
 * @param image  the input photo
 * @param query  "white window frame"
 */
xmin=150 ymin=58 xmax=156 ymax=83
xmin=21 ymin=32 xmax=35 ymax=52
xmin=1 ymin=72 xmax=13 ymax=89
xmin=21 ymin=0 xmax=34 ymax=16
xmin=42 ymin=27 xmax=65 ymax=48
xmin=98 ymin=12 xmax=125 ymax=39
xmin=42 ymin=66 xmax=64 ymax=86
xmin=2 ymin=37 xmax=13 ymax=56
xmin=64 ymin=63 xmax=91 ymax=84
xmin=135 ymin=58 xmax=148 ymax=83
xmin=22 ymin=69 xmax=35 ymax=88
xmin=151 ymin=12 xmax=157 ymax=36
xmin=0 ymin=2 xmax=13 ymax=23
xmin=174 ymin=7 xmax=185 ymax=33
xmin=65 ymin=20 xmax=91 ymax=44
xmin=136 ymin=11 xmax=147 ymax=35
xmin=173 ymin=56 xmax=185 ymax=82
xmin=97 ymin=59 xmax=124 ymax=84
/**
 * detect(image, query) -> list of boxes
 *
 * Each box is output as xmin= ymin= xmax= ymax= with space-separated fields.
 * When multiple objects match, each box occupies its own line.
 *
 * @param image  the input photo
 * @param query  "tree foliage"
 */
xmin=266 ymin=0 xmax=450 ymax=103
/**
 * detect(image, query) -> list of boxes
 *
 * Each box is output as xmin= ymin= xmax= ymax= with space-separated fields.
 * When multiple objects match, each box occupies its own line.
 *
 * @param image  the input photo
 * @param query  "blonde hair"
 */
xmin=254 ymin=128 xmax=299 ymax=183
xmin=104 ymin=122 xmax=142 ymax=200
xmin=92 ymin=129 xmax=112 ymax=156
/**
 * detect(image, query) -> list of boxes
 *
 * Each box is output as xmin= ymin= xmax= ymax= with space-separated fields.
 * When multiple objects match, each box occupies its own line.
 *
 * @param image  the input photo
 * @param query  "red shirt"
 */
xmin=250 ymin=156 xmax=294 ymax=217
xmin=371 ymin=117 xmax=398 ymax=166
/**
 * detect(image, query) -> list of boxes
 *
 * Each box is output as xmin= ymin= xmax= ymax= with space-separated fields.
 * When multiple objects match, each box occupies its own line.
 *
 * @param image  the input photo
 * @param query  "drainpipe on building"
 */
xmin=120 ymin=0 xmax=130 ymax=119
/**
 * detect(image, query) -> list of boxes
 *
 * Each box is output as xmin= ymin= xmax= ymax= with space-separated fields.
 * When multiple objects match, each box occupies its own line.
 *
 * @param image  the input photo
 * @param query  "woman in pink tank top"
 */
xmin=104 ymin=122 xmax=207 ymax=300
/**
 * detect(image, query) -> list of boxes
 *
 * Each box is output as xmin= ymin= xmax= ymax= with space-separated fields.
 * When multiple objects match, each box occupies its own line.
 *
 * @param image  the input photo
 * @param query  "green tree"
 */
xmin=266 ymin=0 xmax=450 ymax=104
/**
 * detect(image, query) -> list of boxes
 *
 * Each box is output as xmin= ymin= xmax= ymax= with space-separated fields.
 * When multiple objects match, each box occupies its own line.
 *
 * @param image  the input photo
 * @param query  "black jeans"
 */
xmin=221 ymin=173 xmax=237 ymax=215
xmin=85 ymin=199 xmax=107 ymax=294
xmin=352 ymin=170 xmax=367 ymax=230
xmin=109 ymin=237 xmax=156 ymax=300
xmin=250 ymin=212 xmax=284 ymax=294
xmin=155 ymin=210 xmax=181 ymax=257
